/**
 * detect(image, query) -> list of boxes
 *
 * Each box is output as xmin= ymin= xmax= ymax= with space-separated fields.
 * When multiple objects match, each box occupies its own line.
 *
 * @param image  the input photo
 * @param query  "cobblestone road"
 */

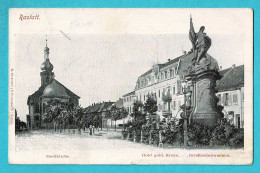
xmin=15 ymin=129 xmax=161 ymax=152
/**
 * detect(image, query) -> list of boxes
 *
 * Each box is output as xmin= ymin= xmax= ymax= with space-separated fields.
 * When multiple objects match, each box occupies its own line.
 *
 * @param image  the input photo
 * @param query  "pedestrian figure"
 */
xmin=89 ymin=125 xmax=93 ymax=135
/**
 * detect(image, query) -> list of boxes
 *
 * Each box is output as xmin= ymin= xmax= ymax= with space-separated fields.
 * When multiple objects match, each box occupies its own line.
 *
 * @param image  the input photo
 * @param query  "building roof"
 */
xmin=114 ymin=98 xmax=123 ymax=109
xmin=122 ymin=91 xmax=135 ymax=97
xmin=99 ymin=102 xmax=115 ymax=112
xmin=42 ymin=80 xmax=70 ymax=98
xmin=160 ymin=55 xmax=184 ymax=69
xmin=27 ymin=85 xmax=47 ymax=105
xmin=84 ymin=102 xmax=114 ymax=114
xmin=84 ymin=105 xmax=93 ymax=113
xmin=219 ymin=67 xmax=232 ymax=77
xmin=138 ymin=55 xmax=184 ymax=78
xmin=106 ymin=99 xmax=123 ymax=111
xmin=177 ymin=52 xmax=194 ymax=77
xmin=27 ymin=79 xmax=80 ymax=105
xmin=216 ymin=65 xmax=244 ymax=91
xmin=139 ymin=69 xmax=153 ymax=78
xmin=57 ymin=80 xmax=80 ymax=99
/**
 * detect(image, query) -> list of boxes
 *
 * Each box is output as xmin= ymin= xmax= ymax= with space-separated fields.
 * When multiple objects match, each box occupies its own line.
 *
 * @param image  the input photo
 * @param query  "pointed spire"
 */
xmin=190 ymin=14 xmax=192 ymax=21
xmin=44 ymin=38 xmax=50 ymax=60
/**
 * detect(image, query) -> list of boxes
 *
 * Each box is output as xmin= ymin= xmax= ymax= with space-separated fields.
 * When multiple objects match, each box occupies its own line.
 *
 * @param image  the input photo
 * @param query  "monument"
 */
xmin=185 ymin=16 xmax=222 ymax=127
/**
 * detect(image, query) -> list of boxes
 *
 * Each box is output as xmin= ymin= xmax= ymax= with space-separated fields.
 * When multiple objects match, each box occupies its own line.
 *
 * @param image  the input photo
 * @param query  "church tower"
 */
xmin=40 ymin=39 xmax=54 ymax=86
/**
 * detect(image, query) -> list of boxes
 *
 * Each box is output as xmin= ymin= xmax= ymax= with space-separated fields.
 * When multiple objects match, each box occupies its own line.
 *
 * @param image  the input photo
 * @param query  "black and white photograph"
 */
xmin=8 ymin=8 xmax=253 ymax=164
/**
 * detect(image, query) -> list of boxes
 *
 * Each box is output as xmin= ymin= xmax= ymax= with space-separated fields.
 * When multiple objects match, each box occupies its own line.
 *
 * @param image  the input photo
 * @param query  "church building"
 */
xmin=27 ymin=40 xmax=80 ymax=129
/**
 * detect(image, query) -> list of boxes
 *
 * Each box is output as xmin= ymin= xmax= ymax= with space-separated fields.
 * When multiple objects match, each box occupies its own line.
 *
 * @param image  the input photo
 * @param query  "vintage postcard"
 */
xmin=9 ymin=8 xmax=253 ymax=164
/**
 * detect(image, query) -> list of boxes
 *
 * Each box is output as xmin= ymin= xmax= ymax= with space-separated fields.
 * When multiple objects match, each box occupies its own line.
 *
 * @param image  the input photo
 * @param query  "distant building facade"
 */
xmin=84 ymin=99 xmax=132 ymax=129
xmin=122 ymin=91 xmax=136 ymax=115
xmin=27 ymin=41 xmax=80 ymax=129
xmin=216 ymin=65 xmax=244 ymax=128
xmin=84 ymin=101 xmax=114 ymax=129
xmin=122 ymin=53 xmax=244 ymax=128
xmin=134 ymin=55 xmax=186 ymax=119
xmin=106 ymin=99 xmax=126 ymax=128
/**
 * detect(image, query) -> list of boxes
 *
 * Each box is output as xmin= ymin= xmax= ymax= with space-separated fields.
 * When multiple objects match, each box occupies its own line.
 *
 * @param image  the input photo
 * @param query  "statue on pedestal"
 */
xmin=188 ymin=15 xmax=218 ymax=74
xmin=189 ymin=17 xmax=211 ymax=63
xmin=185 ymin=15 xmax=222 ymax=127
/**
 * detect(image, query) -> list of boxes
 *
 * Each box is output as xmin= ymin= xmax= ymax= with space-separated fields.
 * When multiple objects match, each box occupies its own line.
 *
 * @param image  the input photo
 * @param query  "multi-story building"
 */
xmin=216 ymin=65 xmax=244 ymax=128
xmin=134 ymin=55 xmax=186 ymax=119
xmin=84 ymin=101 xmax=114 ymax=129
xmin=122 ymin=52 xmax=244 ymax=129
xmin=122 ymin=91 xmax=136 ymax=115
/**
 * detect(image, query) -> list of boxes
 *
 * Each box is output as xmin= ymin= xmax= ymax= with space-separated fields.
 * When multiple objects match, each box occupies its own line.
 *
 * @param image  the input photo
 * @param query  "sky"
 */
xmin=14 ymin=34 xmax=245 ymax=122
xmin=10 ymin=9 xmax=252 ymax=121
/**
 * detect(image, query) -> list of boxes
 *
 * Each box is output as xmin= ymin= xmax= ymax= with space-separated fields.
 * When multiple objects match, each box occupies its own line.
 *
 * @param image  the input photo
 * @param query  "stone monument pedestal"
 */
xmin=187 ymin=70 xmax=221 ymax=127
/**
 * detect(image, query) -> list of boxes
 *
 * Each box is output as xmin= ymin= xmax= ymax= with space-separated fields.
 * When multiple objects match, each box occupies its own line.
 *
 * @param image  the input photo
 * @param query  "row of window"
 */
xmin=123 ymin=100 xmax=182 ymax=113
xmin=158 ymin=100 xmax=182 ymax=111
xmin=126 ymin=93 xmax=241 ymax=113
xmin=217 ymin=93 xmax=239 ymax=106
xmin=160 ymin=68 xmax=177 ymax=81
xmin=137 ymin=67 xmax=178 ymax=88
xmin=137 ymin=85 xmax=179 ymax=102
xmin=126 ymin=106 xmax=132 ymax=114
xmin=123 ymin=96 xmax=133 ymax=103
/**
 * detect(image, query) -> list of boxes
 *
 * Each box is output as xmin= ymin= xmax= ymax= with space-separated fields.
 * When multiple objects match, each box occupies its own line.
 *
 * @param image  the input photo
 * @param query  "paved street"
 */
xmin=15 ymin=129 xmax=161 ymax=152
xmin=14 ymin=129 xmax=239 ymax=165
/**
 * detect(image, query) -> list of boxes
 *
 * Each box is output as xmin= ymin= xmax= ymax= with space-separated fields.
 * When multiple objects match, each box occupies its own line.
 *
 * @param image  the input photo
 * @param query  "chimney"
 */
xmin=168 ymin=59 xmax=171 ymax=62
xmin=232 ymin=64 xmax=236 ymax=68
xmin=219 ymin=66 xmax=222 ymax=70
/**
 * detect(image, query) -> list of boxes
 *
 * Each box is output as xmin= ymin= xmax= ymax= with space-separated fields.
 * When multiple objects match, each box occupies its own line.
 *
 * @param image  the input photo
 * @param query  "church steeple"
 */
xmin=44 ymin=39 xmax=50 ymax=60
xmin=40 ymin=39 xmax=54 ymax=86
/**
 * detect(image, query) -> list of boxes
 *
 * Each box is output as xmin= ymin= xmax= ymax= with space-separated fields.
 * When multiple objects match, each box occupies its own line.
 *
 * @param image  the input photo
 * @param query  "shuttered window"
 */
xmin=224 ymin=93 xmax=229 ymax=106
xmin=173 ymin=101 xmax=176 ymax=110
xmin=233 ymin=94 xmax=238 ymax=105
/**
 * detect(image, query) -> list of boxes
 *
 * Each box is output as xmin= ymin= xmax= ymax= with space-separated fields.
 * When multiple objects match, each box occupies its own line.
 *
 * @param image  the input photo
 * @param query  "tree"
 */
xmin=103 ymin=109 xmax=112 ymax=130
xmin=42 ymin=99 xmax=84 ymax=132
xmin=42 ymin=99 xmax=63 ymax=130
xmin=162 ymin=89 xmax=172 ymax=118
xmin=93 ymin=113 xmax=102 ymax=129
xmin=131 ymin=101 xmax=143 ymax=121
xmin=120 ymin=108 xmax=128 ymax=130
xmin=109 ymin=106 xmax=128 ymax=131
xmin=130 ymin=101 xmax=146 ymax=130
xmin=144 ymin=95 xmax=158 ymax=115
xmin=85 ymin=112 xmax=95 ymax=127
xmin=110 ymin=106 xmax=120 ymax=131
xmin=71 ymin=105 xmax=84 ymax=131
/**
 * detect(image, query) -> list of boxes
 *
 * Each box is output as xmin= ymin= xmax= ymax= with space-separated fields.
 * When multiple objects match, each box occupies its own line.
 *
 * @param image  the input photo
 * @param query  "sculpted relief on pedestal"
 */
xmin=196 ymin=79 xmax=218 ymax=113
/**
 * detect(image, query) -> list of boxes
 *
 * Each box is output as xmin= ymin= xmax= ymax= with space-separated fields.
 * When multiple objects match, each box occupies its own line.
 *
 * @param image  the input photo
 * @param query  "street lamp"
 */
xmin=181 ymin=78 xmax=189 ymax=148
xmin=132 ymin=95 xmax=138 ymax=121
